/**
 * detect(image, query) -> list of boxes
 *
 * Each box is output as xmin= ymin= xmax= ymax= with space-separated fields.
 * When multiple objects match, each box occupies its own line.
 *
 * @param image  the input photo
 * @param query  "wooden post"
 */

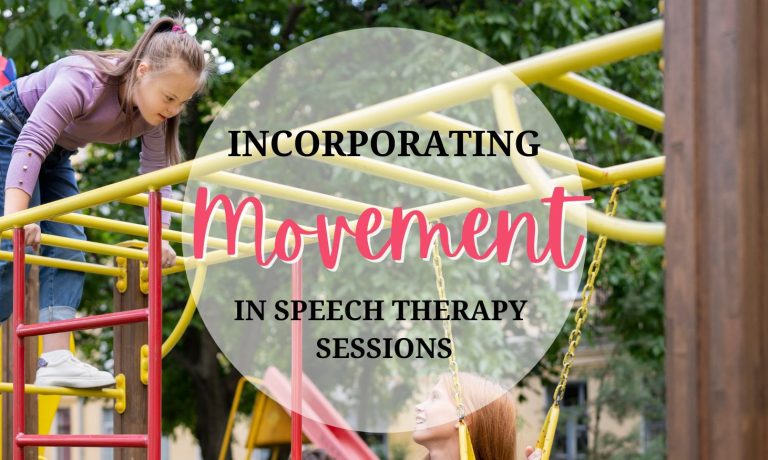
xmin=664 ymin=0 xmax=768 ymax=458
xmin=113 ymin=258 xmax=148 ymax=460
xmin=2 ymin=265 xmax=39 ymax=460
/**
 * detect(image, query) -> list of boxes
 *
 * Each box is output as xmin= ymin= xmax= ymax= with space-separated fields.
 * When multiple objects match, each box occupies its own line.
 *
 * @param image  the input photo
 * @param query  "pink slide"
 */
xmin=263 ymin=366 xmax=379 ymax=460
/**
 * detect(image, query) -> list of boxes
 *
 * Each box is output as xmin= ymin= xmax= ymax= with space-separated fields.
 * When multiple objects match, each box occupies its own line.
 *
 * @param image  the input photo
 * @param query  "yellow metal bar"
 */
xmin=204 ymin=172 xmax=393 ymax=218
xmin=54 ymin=214 xmax=182 ymax=244
xmin=218 ymin=376 xmax=248 ymax=460
xmin=587 ymin=156 xmax=663 ymax=184
xmin=162 ymin=263 xmax=191 ymax=276
xmin=245 ymin=388 xmax=268 ymax=460
xmin=191 ymin=150 xmax=662 ymax=269
xmin=308 ymin=152 xmax=499 ymax=202
xmin=409 ymin=155 xmax=660 ymax=222
xmin=0 ymin=246 xmax=180 ymax=277
xmin=492 ymin=84 xmax=664 ymax=245
xmin=0 ymin=162 xmax=193 ymax=230
xmin=201 ymin=20 xmax=663 ymax=171
xmin=1 ymin=374 xmax=126 ymax=417
xmin=0 ymin=230 xmax=187 ymax=268
xmin=409 ymin=112 xmax=608 ymax=183
xmin=195 ymin=158 xmax=662 ymax=270
xmin=217 ymin=376 xmax=262 ymax=460
xmin=0 ymin=250 xmax=120 ymax=276
xmin=0 ymin=21 xmax=662 ymax=234
xmin=162 ymin=265 xmax=207 ymax=357
xmin=543 ymin=72 xmax=664 ymax=132
xmin=121 ymin=193 xmax=284 ymax=233
xmin=536 ymin=405 xmax=560 ymax=460
xmin=52 ymin=213 xmax=243 ymax=253
xmin=413 ymin=156 xmax=664 ymax=224
xmin=510 ymin=21 xmax=662 ymax=84
xmin=0 ymin=381 xmax=122 ymax=398
xmin=191 ymin=155 xmax=665 ymax=271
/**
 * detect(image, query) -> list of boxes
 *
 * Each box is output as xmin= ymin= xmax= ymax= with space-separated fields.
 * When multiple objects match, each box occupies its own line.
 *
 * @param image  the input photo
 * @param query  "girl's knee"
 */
xmin=39 ymin=305 xmax=77 ymax=322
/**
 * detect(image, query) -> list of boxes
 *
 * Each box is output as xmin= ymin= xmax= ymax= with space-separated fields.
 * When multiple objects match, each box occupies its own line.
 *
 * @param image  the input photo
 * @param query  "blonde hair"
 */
xmin=439 ymin=373 xmax=517 ymax=460
xmin=69 ymin=14 xmax=213 ymax=165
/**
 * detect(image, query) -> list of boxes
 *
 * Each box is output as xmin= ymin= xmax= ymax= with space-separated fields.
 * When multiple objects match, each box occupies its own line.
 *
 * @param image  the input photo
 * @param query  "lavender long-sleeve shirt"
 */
xmin=7 ymin=55 xmax=172 ymax=224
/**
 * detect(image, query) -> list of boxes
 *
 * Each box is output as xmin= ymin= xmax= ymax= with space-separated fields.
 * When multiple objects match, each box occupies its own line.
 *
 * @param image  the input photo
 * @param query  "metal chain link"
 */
xmin=551 ymin=184 xmax=623 ymax=405
xmin=430 ymin=184 xmax=622 ymax=414
xmin=431 ymin=229 xmax=466 ymax=421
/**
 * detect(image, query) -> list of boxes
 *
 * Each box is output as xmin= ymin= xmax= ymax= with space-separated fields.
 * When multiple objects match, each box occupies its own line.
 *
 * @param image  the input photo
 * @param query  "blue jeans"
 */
xmin=0 ymin=81 xmax=85 ymax=323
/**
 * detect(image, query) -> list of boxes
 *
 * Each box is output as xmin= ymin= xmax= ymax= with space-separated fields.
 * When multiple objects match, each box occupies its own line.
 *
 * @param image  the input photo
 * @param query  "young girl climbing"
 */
xmin=0 ymin=15 xmax=212 ymax=388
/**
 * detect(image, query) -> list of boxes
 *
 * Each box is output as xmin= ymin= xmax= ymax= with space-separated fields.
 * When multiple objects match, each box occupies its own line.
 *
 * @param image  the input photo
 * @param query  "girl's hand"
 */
xmin=23 ymin=223 xmax=41 ymax=252
xmin=525 ymin=446 xmax=542 ymax=460
xmin=142 ymin=241 xmax=177 ymax=268
xmin=4 ymin=189 xmax=39 ymax=251
xmin=161 ymin=240 xmax=177 ymax=268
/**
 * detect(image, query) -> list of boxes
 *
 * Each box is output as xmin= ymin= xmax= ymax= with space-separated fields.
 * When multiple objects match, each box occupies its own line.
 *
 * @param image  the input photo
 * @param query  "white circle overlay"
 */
xmin=182 ymin=28 xmax=587 ymax=434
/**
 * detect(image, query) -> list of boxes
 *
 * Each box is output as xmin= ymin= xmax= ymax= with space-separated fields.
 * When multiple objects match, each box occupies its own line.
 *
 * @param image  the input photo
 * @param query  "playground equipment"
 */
xmin=0 ymin=331 xmax=74 ymax=458
xmin=218 ymin=368 xmax=377 ymax=460
xmin=429 ymin=229 xmax=476 ymax=460
xmin=429 ymin=183 xmax=625 ymax=460
xmin=535 ymin=185 xmax=623 ymax=460
xmin=0 ymin=17 xmax=670 ymax=460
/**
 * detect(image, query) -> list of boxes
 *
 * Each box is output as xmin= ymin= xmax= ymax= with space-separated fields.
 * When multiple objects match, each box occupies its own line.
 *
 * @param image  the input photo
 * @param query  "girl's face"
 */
xmin=413 ymin=381 xmax=458 ymax=446
xmin=132 ymin=60 xmax=199 ymax=126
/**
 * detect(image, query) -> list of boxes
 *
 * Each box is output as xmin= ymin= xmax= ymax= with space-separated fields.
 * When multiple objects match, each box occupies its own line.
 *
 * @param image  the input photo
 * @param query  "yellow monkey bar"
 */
xmin=0 ymin=21 xmax=665 ymax=418
xmin=0 ymin=19 xmax=663 ymax=241
xmin=0 ymin=152 xmax=664 ymax=277
xmin=543 ymin=73 xmax=664 ymax=132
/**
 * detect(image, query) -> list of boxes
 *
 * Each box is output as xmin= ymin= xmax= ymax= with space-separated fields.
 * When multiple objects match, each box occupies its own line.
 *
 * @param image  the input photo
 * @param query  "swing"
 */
xmin=431 ymin=233 xmax=477 ymax=460
xmin=431 ymin=184 xmax=623 ymax=460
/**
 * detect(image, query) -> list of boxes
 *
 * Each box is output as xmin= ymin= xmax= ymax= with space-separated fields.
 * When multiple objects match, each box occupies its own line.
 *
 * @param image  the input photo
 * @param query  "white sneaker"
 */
xmin=35 ymin=350 xmax=116 ymax=388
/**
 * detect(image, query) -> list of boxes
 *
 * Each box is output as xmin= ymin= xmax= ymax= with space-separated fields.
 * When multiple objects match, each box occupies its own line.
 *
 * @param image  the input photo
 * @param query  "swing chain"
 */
xmin=552 ymin=184 xmax=622 ymax=405
xmin=432 ymin=227 xmax=466 ymax=421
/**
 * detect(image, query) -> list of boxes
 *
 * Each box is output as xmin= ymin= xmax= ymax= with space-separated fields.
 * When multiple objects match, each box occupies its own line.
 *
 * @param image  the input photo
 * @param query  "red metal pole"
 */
xmin=12 ymin=227 xmax=25 ymax=460
xmin=147 ymin=190 xmax=162 ymax=460
xmin=16 ymin=434 xmax=148 ymax=448
xmin=291 ymin=260 xmax=303 ymax=460
xmin=17 ymin=309 xmax=149 ymax=336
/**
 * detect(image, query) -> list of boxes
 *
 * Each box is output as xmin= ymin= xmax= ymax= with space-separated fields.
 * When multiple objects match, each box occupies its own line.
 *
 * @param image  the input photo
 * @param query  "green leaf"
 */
xmin=106 ymin=14 xmax=119 ymax=37
xmin=498 ymin=30 xmax=512 ymax=47
xmin=48 ymin=0 xmax=67 ymax=21
xmin=118 ymin=20 xmax=133 ymax=41
xmin=6 ymin=27 xmax=24 ymax=54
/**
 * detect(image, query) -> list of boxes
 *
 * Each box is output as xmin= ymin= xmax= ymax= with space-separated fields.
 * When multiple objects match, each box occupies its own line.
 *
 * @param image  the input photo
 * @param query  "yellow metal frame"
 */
xmin=218 ymin=376 xmax=262 ymax=460
xmin=0 ymin=20 xmax=664 ymax=245
xmin=140 ymin=265 xmax=208 ymax=385
xmin=0 ymin=20 xmax=666 ymax=457
xmin=0 ymin=373 xmax=127 ymax=413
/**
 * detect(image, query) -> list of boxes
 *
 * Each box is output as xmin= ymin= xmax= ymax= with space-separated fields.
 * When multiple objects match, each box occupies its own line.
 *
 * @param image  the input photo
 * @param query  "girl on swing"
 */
xmin=0 ymin=15 xmax=211 ymax=388
xmin=414 ymin=372 xmax=542 ymax=459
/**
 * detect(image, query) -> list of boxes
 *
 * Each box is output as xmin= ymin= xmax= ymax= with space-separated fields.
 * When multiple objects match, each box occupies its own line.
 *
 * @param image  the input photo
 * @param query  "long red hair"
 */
xmin=440 ymin=373 xmax=517 ymax=460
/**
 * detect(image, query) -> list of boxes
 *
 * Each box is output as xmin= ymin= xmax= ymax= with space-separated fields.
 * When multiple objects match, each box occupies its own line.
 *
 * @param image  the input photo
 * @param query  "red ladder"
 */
xmin=11 ymin=190 xmax=164 ymax=459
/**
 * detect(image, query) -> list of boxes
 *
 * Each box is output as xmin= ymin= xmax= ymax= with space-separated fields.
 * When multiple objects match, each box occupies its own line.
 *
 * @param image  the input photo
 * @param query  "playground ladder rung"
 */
xmin=16 ymin=309 xmax=149 ymax=337
xmin=11 ymin=191 xmax=163 ymax=459
xmin=16 ymin=433 xmax=148 ymax=448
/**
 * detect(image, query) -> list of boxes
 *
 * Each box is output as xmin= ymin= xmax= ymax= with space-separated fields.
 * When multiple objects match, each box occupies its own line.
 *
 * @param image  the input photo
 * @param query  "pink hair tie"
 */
xmin=171 ymin=24 xmax=186 ymax=34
